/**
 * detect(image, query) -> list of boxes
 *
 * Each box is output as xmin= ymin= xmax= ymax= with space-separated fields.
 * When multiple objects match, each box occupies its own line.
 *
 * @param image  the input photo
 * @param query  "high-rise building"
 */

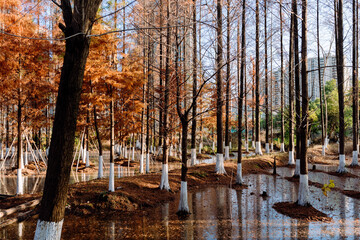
xmin=272 ymin=55 xmax=350 ymax=104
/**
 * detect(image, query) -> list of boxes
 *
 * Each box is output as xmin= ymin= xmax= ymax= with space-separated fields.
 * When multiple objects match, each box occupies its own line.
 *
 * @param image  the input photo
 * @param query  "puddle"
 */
xmin=3 ymin=173 xmax=360 ymax=239
xmin=0 ymin=159 xmax=181 ymax=195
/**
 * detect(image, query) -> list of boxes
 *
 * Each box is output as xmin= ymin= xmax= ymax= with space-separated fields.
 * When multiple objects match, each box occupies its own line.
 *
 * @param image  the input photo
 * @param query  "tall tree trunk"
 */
xmin=158 ymin=0 xmax=164 ymax=148
xmin=298 ymin=0 xmax=310 ymax=206
xmin=85 ymin=109 xmax=90 ymax=167
xmin=109 ymin=95 xmax=115 ymax=191
xmin=190 ymin=0 xmax=197 ymax=166
xmin=335 ymin=0 xmax=346 ymax=173
xmin=351 ymin=0 xmax=359 ymax=166
xmin=224 ymin=0 xmax=231 ymax=160
xmin=288 ymin=6 xmax=295 ymax=165
xmin=215 ymin=0 xmax=226 ymax=174
xmin=34 ymin=1 xmax=102 ymax=239
xmin=17 ymin=83 xmax=23 ymax=195
xmin=5 ymin=105 xmax=9 ymax=153
xmin=255 ymin=0 xmax=262 ymax=155
xmin=317 ymin=0 xmax=326 ymax=156
xmin=236 ymin=0 xmax=246 ymax=185
xmin=293 ymin=0 xmax=301 ymax=177
xmin=93 ymin=105 xmax=103 ymax=178
xmin=160 ymin=0 xmax=171 ymax=190
xmin=270 ymin=8 xmax=274 ymax=152
xmin=280 ymin=0 xmax=285 ymax=152
xmin=264 ymin=0 xmax=269 ymax=154
xmin=244 ymin=74 xmax=248 ymax=152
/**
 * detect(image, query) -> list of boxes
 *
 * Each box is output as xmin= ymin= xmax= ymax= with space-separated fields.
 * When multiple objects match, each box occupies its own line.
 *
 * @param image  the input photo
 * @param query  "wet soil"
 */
xmin=273 ymin=202 xmax=331 ymax=222
xmin=0 ymin=194 xmax=41 ymax=209
xmin=6 ymin=161 xmax=47 ymax=176
xmin=0 ymin=153 xmax=288 ymax=216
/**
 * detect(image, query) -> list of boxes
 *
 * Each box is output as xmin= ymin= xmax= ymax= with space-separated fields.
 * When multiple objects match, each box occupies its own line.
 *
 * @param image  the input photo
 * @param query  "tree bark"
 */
xmin=352 ymin=0 xmax=359 ymax=164
xmin=216 ymin=0 xmax=224 ymax=155
xmin=280 ymin=0 xmax=285 ymax=150
xmin=255 ymin=0 xmax=261 ymax=155
xmin=35 ymin=0 xmax=102 ymax=236
xmin=300 ymin=0 xmax=308 ymax=176
xmin=317 ymin=0 xmax=325 ymax=151
xmin=191 ymin=0 xmax=197 ymax=151
xmin=288 ymin=3 xmax=294 ymax=163
xmin=335 ymin=0 xmax=346 ymax=172
xmin=225 ymin=0 xmax=231 ymax=149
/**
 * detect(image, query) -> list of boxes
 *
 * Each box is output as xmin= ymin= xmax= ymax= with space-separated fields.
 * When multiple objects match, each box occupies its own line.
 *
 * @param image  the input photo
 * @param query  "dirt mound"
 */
xmin=273 ymin=202 xmax=331 ymax=222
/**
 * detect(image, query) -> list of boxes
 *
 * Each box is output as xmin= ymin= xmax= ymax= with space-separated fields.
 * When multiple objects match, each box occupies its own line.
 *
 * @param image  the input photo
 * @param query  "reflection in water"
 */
xmin=3 ymin=174 xmax=360 ymax=239
xmin=4 ymin=168 xmax=360 ymax=238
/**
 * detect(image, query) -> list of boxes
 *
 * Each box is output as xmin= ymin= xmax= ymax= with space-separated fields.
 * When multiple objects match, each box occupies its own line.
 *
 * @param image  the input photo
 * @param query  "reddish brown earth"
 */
xmin=273 ymin=202 xmax=332 ymax=222
xmin=0 ymin=153 xmax=289 ymax=216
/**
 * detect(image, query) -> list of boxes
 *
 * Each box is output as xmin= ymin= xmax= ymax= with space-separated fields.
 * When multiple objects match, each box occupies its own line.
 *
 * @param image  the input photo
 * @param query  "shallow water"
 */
xmin=3 ymin=171 xmax=360 ymax=239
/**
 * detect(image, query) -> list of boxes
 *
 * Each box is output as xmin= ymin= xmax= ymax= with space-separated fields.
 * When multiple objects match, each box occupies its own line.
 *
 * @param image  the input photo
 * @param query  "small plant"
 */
xmin=322 ymin=180 xmax=335 ymax=197
xmin=191 ymin=171 xmax=208 ymax=178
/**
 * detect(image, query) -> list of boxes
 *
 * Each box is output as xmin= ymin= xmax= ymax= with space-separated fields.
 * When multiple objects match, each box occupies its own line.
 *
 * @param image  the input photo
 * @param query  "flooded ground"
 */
xmin=3 ymin=165 xmax=360 ymax=239
xmin=0 ymin=153 xmax=182 ymax=195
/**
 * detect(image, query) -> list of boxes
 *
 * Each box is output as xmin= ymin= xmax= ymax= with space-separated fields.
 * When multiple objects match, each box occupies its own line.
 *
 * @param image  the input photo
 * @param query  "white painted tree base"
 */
xmin=98 ymin=156 xmax=103 ymax=178
xmin=337 ymin=154 xmax=346 ymax=173
xmin=86 ymin=151 xmax=90 ymax=167
xmin=24 ymin=151 xmax=28 ymax=166
xmin=17 ymin=169 xmax=23 ymax=195
xmin=245 ymin=142 xmax=249 ymax=152
xmin=132 ymin=147 xmax=135 ymax=161
xmin=351 ymin=151 xmax=359 ymax=166
xmin=297 ymin=174 xmax=310 ymax=206
xmin=177 ymin=181 xmax=189 ymax=213
xmin=322 ymin=145 xmax=326 ymax=156
xmin=212 ymin=142 xmax=216 ymax=152
xmin=236 ymin=163 xmax=243 ymax=185
xmin=255 ymin=142 xmax=263 ymax=155
xmin=215 ymin=154 xmax=226 ymax=174
xmin=109 ymin=163 xmax=115 ymax=192
xmin=280 ymin=143 xmax=285 ymax=152
xmin=199 ymin=143 xmax=203 ymax=154
xmin=146 ymin=153 xmax=150 ymax=173
xmin=224 ymin=146 xmax=230 ymax=160
xmin=307 ymin=139 xmax=311 ymax=147
xmin=191 ymin=148 xmax=196 ymax=166
xmin=82 ymin=148 xmax=86 ymax=164
xmin=34 ymin=219 xmax=64 ymax=240
xmin=293 ymin=159 xmax=300 ymax=177
xmin=139 ymin=154 xmax=144 ymax=174
xmin=265 ymin=143 xmax=270 ymax=154
xmin=169 ymin=146 xmax=173 ymax=157
xmin=251 ymin=141 xmax=255 ymax=149
xmin=325 ymin=137 xmax=329 ymax=149
xmin=160 ymin=164 xmax=170 ymax=191
xmin=288 ymin=151 xmax=295 ymax=165
xmin=271 ymin=143 xmax=274 ymax=152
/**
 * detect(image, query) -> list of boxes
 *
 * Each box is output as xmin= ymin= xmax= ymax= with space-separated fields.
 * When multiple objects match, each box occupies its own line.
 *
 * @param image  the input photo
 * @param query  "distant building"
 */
xmin=272 ymin=55 xmax=350 ymax=104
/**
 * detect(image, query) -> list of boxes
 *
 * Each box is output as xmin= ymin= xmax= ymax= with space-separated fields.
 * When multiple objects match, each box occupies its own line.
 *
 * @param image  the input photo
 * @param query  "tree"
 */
xmin=279 ymin=0 xmax=285 ymax=152
xmin=254 ymin=0 xmax=262 ymax=155
xmin=351 ymin=0 xmax=359 ymax=166
xmin=236 ymin=0 xmax=246 ymax=185
xmin=317 ymin=0 xmax=326 ymax=157
xmin=159 ymin=0 xmax=171 ymax=190
xmin=34 ymin=1 xmax=102 ymax=238
xmin=224 ymin=0 xmax=231 ymax=160
xmin=288 ymin=0 xmax=295 ymax=165
xmin=292 ymin=0 xmax=301 ymax=177
xmin=335 ymin=0 xmax=346 ymax=173
xmin=190 ymin=0 xmax=198 ymax=166
xmin=215 ymin=0 xmax=226 ymax=174
xmin=264 ymin=0 xmax=270 ymax=154
xmin=297 ymin=0 xmax=310 ymax=206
